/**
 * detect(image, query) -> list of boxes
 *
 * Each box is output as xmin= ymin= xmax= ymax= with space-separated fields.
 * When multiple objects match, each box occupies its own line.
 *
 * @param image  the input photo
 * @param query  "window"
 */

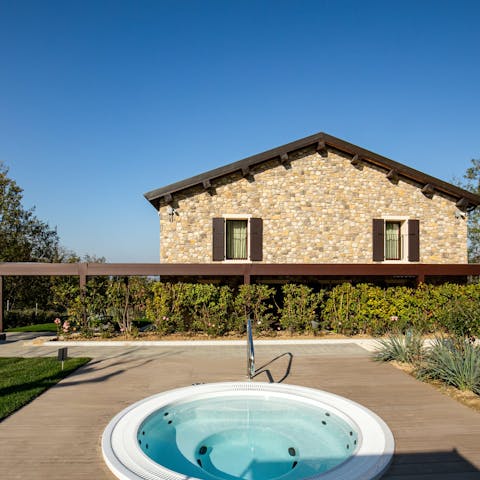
xmin=373 ymin=218 xmax=419 ymax=262
xmin=226 ymin=219 xmax=248 ymax=259
xmin=385 ymin=221 xmax=402 ymax=260
xmin=212 ymin=217 xmax=263 ymax=261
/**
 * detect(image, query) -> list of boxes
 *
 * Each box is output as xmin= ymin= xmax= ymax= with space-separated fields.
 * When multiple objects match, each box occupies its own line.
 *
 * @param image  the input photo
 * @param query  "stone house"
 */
xmin=144 ymin=132 xmax=480 ymax=271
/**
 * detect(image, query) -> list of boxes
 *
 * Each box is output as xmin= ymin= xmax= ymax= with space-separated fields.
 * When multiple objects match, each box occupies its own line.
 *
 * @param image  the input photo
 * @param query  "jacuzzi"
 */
xmin=102 ymin=382 xmax=394 ymax=480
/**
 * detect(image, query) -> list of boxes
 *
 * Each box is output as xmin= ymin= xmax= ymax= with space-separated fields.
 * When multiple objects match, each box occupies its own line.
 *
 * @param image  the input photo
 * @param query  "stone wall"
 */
xmin=158 ymin=147 xmax=468 ymax=263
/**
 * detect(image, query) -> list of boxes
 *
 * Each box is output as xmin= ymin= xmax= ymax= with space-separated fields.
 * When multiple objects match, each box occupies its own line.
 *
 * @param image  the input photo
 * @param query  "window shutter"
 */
xmin=372 ymin=219 xmax=385 ymax=261
xmin=249 ymin=218 xmax=263 ymax=261
xmin=212 ymin=218 xmax=225 ymax=261
xmin=408 ymin=219 xmax=420 ymax=262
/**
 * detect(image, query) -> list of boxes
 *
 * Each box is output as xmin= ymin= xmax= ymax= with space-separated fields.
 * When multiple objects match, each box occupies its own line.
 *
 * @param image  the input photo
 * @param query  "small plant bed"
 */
xmin=51 ymin=330 xmax=373 ymax=342
xmin=0 ymin=357 xmax=91 ymax=421
xmin=373 ymin=333 xmax=480 ymax=413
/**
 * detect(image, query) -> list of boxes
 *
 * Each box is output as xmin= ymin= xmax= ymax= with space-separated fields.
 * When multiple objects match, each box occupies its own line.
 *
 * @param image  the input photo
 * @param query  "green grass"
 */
xmin=6 ymin=323 xmax=57 ymax=332
xmin=0 ymin=357 xmax=91 ymax=421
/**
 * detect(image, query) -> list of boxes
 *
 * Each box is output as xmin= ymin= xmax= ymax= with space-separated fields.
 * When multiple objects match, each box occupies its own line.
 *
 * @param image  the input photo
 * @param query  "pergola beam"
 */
xmin=2 ymin=262 xmax=480 ymax=278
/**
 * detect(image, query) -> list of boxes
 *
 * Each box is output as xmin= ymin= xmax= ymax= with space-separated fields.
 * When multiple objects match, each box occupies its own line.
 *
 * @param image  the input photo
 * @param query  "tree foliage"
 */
xmin=0 ymin=162 xmax=60 ymax=263
xmin=457 ymin=158 xmax=480 ymax=263
xmin=0 ymin=162 xmax=61 ymax=309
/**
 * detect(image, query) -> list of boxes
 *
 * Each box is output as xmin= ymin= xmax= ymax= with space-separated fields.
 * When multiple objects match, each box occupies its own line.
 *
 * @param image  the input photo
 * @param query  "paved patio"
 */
xmin=1 ymin=334 xmax=480 ymax=479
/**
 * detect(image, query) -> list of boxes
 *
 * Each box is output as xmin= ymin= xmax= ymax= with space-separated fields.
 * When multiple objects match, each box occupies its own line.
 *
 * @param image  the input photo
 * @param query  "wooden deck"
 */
xmin=1 ymin=343 xmax=480 ymax=479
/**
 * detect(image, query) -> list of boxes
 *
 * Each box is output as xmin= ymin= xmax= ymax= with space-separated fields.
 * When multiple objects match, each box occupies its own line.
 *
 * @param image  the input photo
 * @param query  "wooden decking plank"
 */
xmin=0 ymin=344 xmax=480 ymax=478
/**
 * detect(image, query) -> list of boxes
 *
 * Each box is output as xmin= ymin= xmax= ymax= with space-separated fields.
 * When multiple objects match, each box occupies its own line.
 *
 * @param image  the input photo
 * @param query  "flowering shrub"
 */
xmin=54 ymin=317 xmax=62 ymax=337
xmin=54 ymin=317 xmax=71 ymax=338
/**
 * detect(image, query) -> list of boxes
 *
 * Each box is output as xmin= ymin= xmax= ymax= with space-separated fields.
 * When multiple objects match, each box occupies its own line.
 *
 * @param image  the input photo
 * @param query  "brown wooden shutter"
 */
xmin=212 ymin=218 xmax=224 ymax=261
xmin=408 ymin=219 xmax=420 ymax=262
xmin=249 ymin=218 xmax=263 ymax=261
xmin=372 ymin=219 xmax=385 ymax=261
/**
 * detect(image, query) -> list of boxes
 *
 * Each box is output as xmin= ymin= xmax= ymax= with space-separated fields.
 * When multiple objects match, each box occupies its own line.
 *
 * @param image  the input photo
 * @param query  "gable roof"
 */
xmin=144 ymin=131 xmax=480 ymax=211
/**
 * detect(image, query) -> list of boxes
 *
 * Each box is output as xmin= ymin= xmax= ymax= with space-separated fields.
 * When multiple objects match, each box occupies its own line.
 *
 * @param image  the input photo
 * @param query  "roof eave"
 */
xmin=144 ymin=132 xmax=480 ymax=211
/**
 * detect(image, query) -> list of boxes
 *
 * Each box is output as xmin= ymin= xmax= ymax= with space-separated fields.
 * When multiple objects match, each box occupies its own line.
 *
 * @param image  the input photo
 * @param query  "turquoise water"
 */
xmin=138 ymin=395 xmax=358 ymax=480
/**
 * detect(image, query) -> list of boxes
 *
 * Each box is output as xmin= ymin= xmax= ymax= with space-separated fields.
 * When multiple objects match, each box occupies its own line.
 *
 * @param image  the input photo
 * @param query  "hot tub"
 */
xmin=102 ymin=382 xmax=394 ymax=480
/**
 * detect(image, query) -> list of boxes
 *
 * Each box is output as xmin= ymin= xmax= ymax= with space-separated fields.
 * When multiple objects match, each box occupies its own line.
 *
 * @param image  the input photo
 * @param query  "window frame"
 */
xmin=381 ymin=216 xmax=410 ymax=263
xmin=384 ymin=221 xmax=402 ymax=261
xmin=222 ymin=214 xmax=252 ymax=263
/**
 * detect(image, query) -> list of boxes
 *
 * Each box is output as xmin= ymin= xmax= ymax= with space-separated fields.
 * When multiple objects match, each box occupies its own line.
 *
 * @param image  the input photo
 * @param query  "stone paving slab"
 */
xmin=1 ymin=338 xmax=480 ymax=479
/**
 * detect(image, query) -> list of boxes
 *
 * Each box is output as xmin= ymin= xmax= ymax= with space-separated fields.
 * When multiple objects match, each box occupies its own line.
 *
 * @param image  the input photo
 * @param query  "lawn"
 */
xmin=6 ymin=323 xmax=57 ymax=332
xmin=0 ymin=357 xmax=91 ymax=421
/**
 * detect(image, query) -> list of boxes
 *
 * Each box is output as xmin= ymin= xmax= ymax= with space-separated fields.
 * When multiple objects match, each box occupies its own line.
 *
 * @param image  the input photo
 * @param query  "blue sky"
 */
xmin=1 ymin=0 xmax=479 ymax=262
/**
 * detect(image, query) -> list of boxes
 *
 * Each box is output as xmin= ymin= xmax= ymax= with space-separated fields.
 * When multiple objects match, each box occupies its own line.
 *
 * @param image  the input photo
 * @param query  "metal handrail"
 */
xmin=247 ymin=318 xmax=255 ymax=380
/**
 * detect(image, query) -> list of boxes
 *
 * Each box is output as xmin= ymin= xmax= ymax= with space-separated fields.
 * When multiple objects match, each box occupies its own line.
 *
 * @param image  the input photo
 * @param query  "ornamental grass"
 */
xmin=416 ymin=337 xmax=480 ymax=395
xmin=372 ymin=330 xmax=424 ymax=364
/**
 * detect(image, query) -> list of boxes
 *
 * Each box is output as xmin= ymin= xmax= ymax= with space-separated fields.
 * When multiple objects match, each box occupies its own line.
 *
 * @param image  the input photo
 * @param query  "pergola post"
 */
xmin=79 ymin=263 xmax=87 ymax=325
xmin=0 ymin=275 xmax=3 ymax=333
xmin=416 ymin=265 xmax=426 ymax=285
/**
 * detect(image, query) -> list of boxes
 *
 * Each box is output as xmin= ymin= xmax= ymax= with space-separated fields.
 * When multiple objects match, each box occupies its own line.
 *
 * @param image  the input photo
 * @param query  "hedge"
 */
xmin=46 ymin=281 xmax=480 ymax=338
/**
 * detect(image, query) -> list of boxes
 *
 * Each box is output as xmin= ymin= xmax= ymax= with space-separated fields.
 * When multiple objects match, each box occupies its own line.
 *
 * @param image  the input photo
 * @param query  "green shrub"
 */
xmin=385 ymin=285 xmax=432 ymax=333
xmin=232 ymin=284 xmax=276 ymax=334
xmin=146 ymin=282 xmax=234 ymax=335
xmin=279 ymin=284 xmax=322 ymax=333
xmin=187 ymin=284 xmax=233 ymax=336
xmin=321 ymin=282 xmax=480 ymax=336
xmin=322 ymin=283 xmax=394 ymax=335
xmin=373 ymin=330 xmax=424 ymax=364
xmin=105 ymin=277 xmax=150 ymax=337
xmin=416 ymin=337 xmax=480 ymax=394
xmin=433 ymin=284 xmax=480 ymax=339
xmin=146 ymin=282 xmax=190 ymax=334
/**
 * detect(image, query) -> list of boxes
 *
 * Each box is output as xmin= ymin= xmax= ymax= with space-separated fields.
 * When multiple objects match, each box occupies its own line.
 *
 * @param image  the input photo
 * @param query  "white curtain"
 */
xmin=226 ymin=220 xmax=247 ymax=259
xmin=385 ymin=222 xmax=401 ymax=260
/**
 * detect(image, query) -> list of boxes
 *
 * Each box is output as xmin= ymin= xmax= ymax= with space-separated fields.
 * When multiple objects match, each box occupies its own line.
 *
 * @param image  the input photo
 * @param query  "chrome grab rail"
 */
xmin=247 ymin=318 xmax=255 ymax=380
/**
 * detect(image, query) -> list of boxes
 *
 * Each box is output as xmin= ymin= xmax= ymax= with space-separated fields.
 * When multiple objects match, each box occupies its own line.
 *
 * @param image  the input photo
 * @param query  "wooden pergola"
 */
xmin=2 ymin=262 xmax=480 ymax=332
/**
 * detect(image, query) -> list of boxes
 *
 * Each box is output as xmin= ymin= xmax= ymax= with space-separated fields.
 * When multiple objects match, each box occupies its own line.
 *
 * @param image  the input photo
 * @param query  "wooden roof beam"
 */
xmin=456 ymin=197 xmax=470 ymax=211
xmin=202 ymin=178 xmax=217 ymax=196
xmin=386 ymin=169 xmax=398 ymax=182
xmin=421 ymin=184 xmax=435 ymax=198
xmin=316 ymin=140 xmax=327 ymax=156
xmin=241 ymin=166 xmax=255 ymax=182
xmin=350 ymin=153 xmax=362 ymax=167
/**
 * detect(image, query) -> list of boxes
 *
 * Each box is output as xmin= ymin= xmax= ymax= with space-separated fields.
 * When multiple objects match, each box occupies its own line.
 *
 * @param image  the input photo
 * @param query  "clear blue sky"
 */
xmin=1 ymin=0 xmax=479 ymax=262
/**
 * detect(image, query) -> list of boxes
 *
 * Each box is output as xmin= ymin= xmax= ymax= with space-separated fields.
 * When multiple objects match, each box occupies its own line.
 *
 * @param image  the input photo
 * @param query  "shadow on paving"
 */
xmin=383 ymin=449 xmax=480 ymax=478
xmin=254 ymin=352 xmax=293 ymax=383
xmin=0 ymin=350 xmax=176 ymax=400
xmin=56 ymin=350 xmax=183 ymax=387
